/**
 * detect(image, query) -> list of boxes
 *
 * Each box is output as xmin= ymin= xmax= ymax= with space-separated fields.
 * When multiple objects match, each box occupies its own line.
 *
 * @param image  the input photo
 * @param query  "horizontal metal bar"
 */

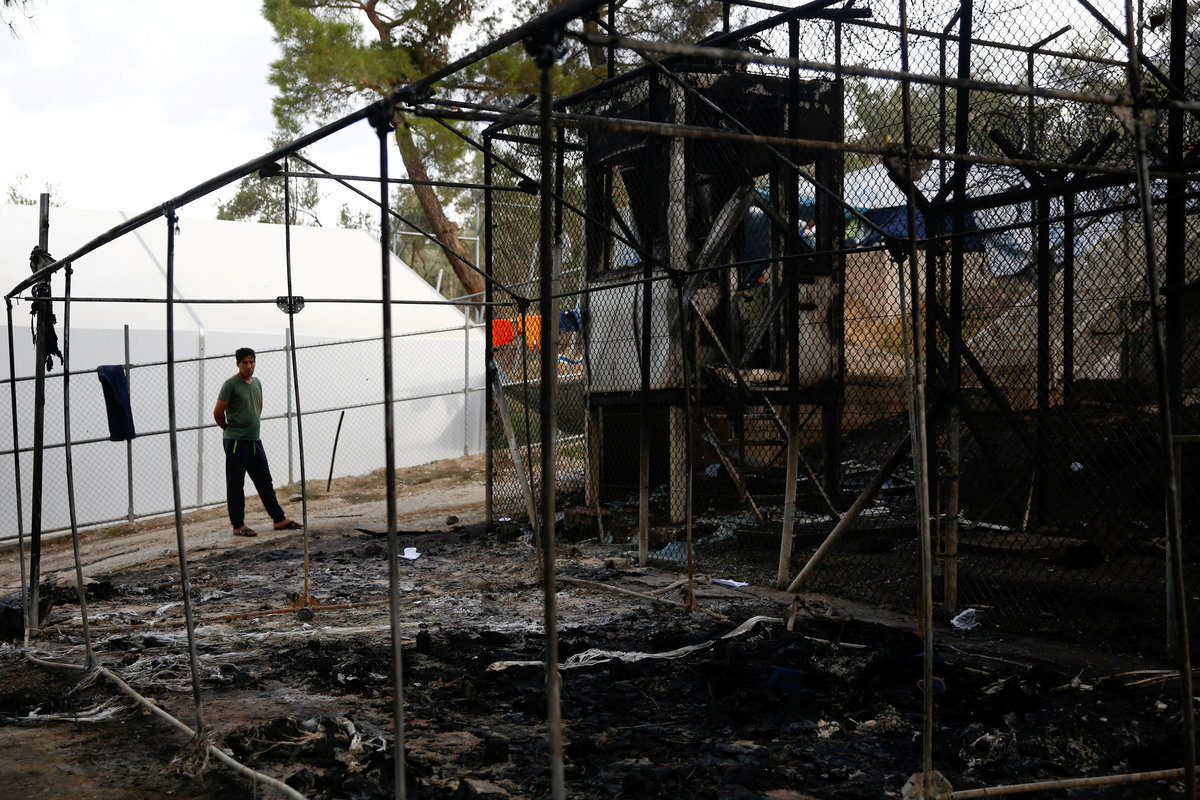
xmin=0 ymin=323 xmax=483 ymax=385
xmin=0 ymin=386 xmax=486 ymax=458
xmin=278 ymin=170 xmax=529 ymax=194
xmin=573 ymin=30 xmax=1200 ymax=114
xmin=20 ymin=295 xmax=499 ymax=308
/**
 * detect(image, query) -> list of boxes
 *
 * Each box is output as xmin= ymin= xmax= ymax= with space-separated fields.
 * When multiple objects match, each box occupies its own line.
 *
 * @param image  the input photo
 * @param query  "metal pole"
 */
xmin=1062 ymin=192 xmax=1076 ymax=414
xmin=777 ymin=18 xmax=803 ymax=589
xmin=196 ymin=330 xmax=205 ymax=507
xmin=26 ymin=195 xmax=51 ymax=635
xmin=368 ymin=100 xmax=407 ymax=800
xmin=1034 ymin=191 xmax=1051 ymax=526
xmin=637 ymin=69 xmax=665 ymax=564
xmin=5 ymin=299 xmax=28 ymax=639
xmin=165 ymin=209 xmax=207 ymax=735
xmin=530 ymin=30 xmax=566 ymax=799
xmin=1124 ymin=1 xmax=1195 ymax=797
xmin=899 ymin=0 xmax=938 ymax=788
xmin=945 ymin=1 xmax=977 ymax=616
xmin=125 ymin=325 xmax=134 ymax=521
xmin=464 ymin=304 xmax=471 ymax=456
xmin=483 ymin=135 xmax=495 ymax=525
xmin=637 ymin=214 xmax=653 ymax=566
xmin=1163 ymin=0 xmax=1187 ymax=656
xmin=1029 ymin=28 xmax=1068 ymax=533
xmin=286 ymin=328 xmax=294 ymax=485
xmin=283 ymin=163 xmax=312 ymax=598
xmin=60 ymin=265 xmax=95 ymax=667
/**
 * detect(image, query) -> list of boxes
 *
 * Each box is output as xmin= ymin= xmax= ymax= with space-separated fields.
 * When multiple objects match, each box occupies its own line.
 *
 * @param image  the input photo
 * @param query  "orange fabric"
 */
xmin=491 ymin=319 xmax=515 ymax=347
xmin=513 ymin=315 xmax=541 ymax=348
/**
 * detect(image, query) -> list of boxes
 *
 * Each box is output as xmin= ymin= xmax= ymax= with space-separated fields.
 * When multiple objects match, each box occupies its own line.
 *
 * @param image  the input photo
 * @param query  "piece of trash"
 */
xmin=706 ymin=526 xmax=736 ymax=545
xmin=951 ymin=608 xmax=980 ymax=630
xmin=816 ymin=719 xmax=841 ymax=739
xmin=400 ymin=547 xmax=421 ymax=560
xmin=486 ymin=616 xmax=782 ymax=672
xmin=1070 ymin=461 xmax=1084 ymax=472
xmin=767 ymin=665 xmax=807 ymax=695
xmin=649 ymin=541 xmax=689 ymax=561
xmin=712 ymin=578 xmax=748 ymax=588
xmin=704 ymin=463 xmax=721 ymax=478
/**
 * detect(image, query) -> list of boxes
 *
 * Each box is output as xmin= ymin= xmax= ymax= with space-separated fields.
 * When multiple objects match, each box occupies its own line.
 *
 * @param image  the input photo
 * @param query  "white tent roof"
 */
xmin=1 ymin=204 xmax=466 ymax=345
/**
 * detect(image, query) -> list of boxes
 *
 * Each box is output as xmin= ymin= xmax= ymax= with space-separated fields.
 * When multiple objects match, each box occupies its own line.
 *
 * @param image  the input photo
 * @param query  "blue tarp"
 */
xmin=857 ymin=205 xmax=984 ymax=251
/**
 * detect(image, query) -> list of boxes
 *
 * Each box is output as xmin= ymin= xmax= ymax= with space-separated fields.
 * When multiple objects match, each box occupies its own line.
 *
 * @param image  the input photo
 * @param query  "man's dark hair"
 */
xmin=235 ymin=347 xmax=256 ymax=363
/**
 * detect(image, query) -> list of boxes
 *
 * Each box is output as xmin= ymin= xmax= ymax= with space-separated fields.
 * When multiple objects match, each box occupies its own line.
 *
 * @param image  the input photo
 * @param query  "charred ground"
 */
xmin=0 ymin=462 xmax=1188 ymax=799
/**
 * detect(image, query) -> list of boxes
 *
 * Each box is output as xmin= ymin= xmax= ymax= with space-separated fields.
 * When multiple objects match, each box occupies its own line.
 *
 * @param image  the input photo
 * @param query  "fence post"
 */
xmin=196 ymin=330 xmax=205 ymax=509
xmin=285 ymin=328 xmax=294 ymax=484
xmin=125 ymin=325 xmax=134 ymax=522
xmin=464 ymin=308 xmax=471 ymax=456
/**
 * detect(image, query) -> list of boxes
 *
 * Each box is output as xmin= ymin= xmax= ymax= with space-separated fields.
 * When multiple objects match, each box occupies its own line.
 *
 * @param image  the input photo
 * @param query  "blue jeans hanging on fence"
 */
xmin=97 ymin=365 xmax=135 ymax=441
xmin=223 ymin=438 xmax=285 ymax=529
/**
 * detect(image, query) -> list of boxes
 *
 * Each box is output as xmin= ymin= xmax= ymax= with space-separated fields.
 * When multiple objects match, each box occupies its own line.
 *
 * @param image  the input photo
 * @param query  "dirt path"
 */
xmin=0 ymin=454 xmax=486 ymax=592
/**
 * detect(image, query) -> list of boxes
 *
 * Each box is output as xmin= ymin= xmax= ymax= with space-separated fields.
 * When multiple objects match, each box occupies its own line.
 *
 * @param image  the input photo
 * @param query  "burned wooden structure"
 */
xmin=573 ymin=63 xmax=845 ymax=526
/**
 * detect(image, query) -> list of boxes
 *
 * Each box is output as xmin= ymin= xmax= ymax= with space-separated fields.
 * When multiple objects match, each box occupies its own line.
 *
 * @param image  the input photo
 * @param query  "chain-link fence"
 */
xmin=0 ymin=322 xmax=485 ymax=543
xmin=485 ymin=0 xmax=1198 ymax=657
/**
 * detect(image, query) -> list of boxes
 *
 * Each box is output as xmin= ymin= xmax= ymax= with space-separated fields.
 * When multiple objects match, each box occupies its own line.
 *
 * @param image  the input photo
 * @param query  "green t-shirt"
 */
xmin=218 ymin=375 xmax=263 ymax=441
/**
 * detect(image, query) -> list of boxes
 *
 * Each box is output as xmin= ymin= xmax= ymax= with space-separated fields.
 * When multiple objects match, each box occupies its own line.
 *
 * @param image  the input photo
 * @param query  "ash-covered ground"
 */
xmin=0 ymin=497 xmax=1188 ymax=800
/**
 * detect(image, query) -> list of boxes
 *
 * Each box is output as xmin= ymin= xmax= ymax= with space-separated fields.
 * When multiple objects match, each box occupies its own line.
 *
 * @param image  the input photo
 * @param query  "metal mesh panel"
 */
xmin=481 ymin=0 xmax=1197 ymax=656
xmin=0 ymin=319 xmax=485 ymax=543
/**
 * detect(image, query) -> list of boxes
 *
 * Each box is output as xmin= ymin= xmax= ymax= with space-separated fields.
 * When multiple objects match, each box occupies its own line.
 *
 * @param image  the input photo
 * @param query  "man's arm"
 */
xmin=213 ymin=399 xmax=229 ymax=431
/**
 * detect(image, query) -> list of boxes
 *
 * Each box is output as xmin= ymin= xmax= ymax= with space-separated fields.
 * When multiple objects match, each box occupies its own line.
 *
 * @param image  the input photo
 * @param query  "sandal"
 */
xmin=274 ymin=520 xmax=303 ymax=530
xmin=233 ymin=527 xmax=257 ymax=537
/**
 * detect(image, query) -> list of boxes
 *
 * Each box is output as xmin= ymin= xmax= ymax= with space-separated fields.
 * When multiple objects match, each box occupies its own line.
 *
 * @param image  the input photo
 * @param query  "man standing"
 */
xmin=213 ymin=347 xmax=300 ymax=536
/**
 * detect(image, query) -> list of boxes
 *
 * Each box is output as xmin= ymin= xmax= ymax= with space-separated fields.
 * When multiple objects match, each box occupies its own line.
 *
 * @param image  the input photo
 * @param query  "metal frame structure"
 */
xmin=4 ymin=0 xmax=1198 ymax=797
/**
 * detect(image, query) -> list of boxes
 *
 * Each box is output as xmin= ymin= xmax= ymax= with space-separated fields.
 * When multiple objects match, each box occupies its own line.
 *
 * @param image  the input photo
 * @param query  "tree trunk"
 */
xmin=392 ymin=113 xmax=484 ymax=302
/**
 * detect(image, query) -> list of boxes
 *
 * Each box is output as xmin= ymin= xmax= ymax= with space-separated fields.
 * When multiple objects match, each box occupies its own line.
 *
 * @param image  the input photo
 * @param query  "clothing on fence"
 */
xmin=97 ymin=365 xmax=136 ymax=441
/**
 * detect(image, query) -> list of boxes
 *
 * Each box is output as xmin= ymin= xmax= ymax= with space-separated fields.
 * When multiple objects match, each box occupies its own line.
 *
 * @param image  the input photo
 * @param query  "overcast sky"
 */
xmin=0 ymin=1 xmax=382 ymax=219
xmin=1 ymin=0 xmax=1150 ymax=222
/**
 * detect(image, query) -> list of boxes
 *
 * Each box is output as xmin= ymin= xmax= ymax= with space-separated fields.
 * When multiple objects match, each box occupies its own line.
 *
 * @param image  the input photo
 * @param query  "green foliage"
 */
xmin=335 ymin=186 xmax=482 ymax=302
xmin=6 ymin=173 xmax=61 ymax=206
xmin=263 ymin=0 xmax=482 ymax=296
xmin=846 ymin=78 xmax=1027 ymax=163
xmin=2 ymin=0 xmax=36 ymax=36
xmin=215 ymin=134 xmax=324 ymax=225
xmin=263 ymin=0 xmax=470 ymax=144
xmin=461 ymin=0 xmax=725 ymax=101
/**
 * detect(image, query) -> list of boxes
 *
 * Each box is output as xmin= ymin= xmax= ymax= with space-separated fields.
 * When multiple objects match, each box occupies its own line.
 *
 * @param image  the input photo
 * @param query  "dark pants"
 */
xmin=223 ymin=438 xmax=285 ymax=528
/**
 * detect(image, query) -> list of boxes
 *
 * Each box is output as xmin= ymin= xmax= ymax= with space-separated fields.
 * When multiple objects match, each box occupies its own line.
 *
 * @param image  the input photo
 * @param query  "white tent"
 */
xmin=1 ymin=204 xmax=472 ymax=369
xmin=0 ymin=205 xmax=485 ymax=538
